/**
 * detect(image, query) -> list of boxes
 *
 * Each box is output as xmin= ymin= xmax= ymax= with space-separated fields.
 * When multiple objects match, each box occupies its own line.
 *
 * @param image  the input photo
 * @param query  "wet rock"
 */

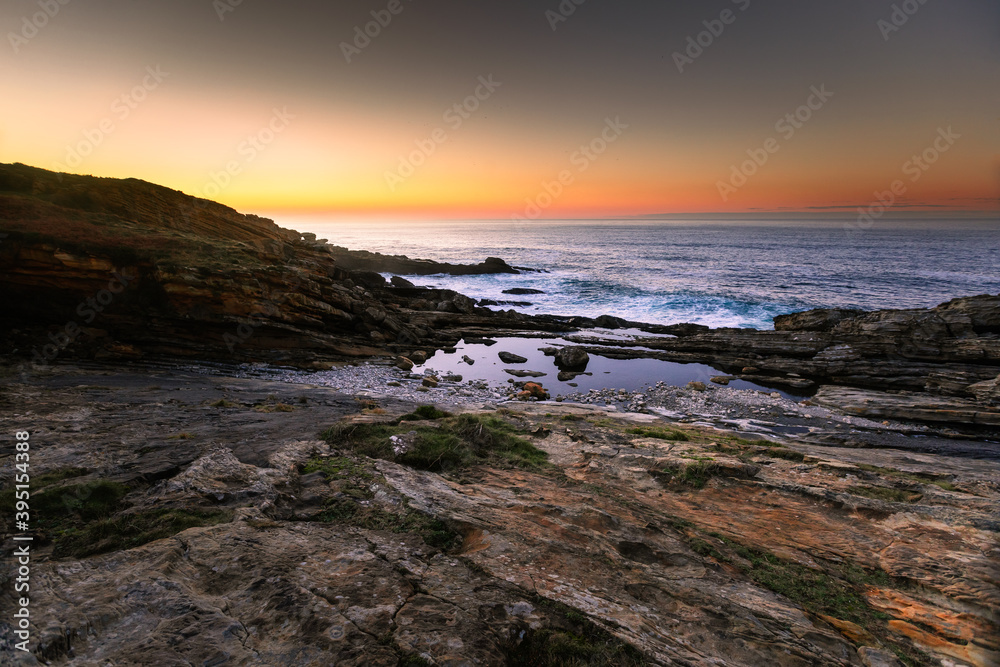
xmin=461 ymin=355 xmax=475 ymax=365
xmin=555 ymin=347 xmax=590 ymax=370
xmin=395 ymin=357 xmax=415 ymax=371
xmin=409 ymin=350 xmax=428 ymax=365
xmin=503 ymin=288 xmax=545 ymax=295
xmin=390 ymin=276 xmax=416 ymax=288
xmin=687 ymin=381 xmax=707 ymax=392
xmin=498 ymin=351 xmax=528 ymax=364
xmin=422 ymin=377 xmax=439 ymax=388
xmin=464 ymin=338 xmax=497 ymax=346
xmin=594 ymin=315 xmax=626 ymax=329
xmin=504 ymin=369 xmax=547 ymax=378
xmin=711 ymin=376 xmax=733 ymax=385
xmin=774 ymin=308 xmax=866 ymax=332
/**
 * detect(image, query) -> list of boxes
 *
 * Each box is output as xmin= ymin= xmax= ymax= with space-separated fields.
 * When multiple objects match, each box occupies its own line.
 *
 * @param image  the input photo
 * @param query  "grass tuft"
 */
xmin=846 ymin=485 xmax=922 ymax=504
xmin=626 ymin=426 xmax=690 ymax=441
xmin=399 ymin=405 xmax=451 ymax=421
xmin=322 ymin=413 xmax=547 ymax=473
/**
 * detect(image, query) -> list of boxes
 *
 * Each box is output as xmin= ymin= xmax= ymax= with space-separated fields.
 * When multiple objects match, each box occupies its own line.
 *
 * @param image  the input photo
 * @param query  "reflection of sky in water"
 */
xmin=415 ymin=337 xmax=806 ymax=401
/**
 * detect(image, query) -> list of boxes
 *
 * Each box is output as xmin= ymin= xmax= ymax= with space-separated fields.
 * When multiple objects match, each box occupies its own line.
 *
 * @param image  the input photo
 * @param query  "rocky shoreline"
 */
xmin=3 ymin=163 xmax=999 ymax=436
xmin=2 ymin=163 xmax=999 ymax=665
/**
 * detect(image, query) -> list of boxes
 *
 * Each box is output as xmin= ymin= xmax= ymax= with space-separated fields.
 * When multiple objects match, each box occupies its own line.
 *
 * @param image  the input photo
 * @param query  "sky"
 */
xmin=2 ymin=0 xmax=998 ymax=220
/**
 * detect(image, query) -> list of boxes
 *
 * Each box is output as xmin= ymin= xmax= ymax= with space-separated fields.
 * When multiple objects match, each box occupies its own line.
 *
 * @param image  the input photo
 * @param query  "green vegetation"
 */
xmin=502 ymin=597 xmax=647 ymax=666
xmin=677 ymin=529 xmax=927 ymax=666
xmin=322 ymin=412 xmax=548 ymax=473
xmin=625 ymin=426 xmax=690 ymax=441
xmin=653 ymin=459 xmax=757 ymax=489
xmin=18 ymin=478 xmax=230 ymax=558
xmin=304 ymin=455 xmax=459 ymax=550
xmin=718 ymin=538 xmax=892 ymax=628
xmin=764 ymin=448 xmax=806 ymax=462
xmin=856 ymin=463 xmax=964 ymax=493
xmin=54 ymin=508 xmax=232 ymax=558
xmin=399 ymin=405 xmax=451 ymax=421
xmin=254 ymin=402 xmax=295 ymax=413
xmin=846 ymin=485 xmax=922 ymax=504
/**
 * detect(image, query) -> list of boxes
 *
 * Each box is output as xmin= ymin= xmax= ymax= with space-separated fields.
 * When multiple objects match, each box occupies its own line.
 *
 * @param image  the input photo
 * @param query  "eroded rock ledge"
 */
xmin=1 ymin=367 xmax=997 ymax=666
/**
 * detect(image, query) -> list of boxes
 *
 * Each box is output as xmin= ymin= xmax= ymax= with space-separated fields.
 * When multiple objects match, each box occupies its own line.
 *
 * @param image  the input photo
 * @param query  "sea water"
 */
xmin=291 ymin=218 xmax=1000 ymax=330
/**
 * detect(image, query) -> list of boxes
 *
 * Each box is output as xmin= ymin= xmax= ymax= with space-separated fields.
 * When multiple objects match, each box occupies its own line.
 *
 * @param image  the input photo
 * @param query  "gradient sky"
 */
xmin=2 ymin=0 xmax=998 ymax=219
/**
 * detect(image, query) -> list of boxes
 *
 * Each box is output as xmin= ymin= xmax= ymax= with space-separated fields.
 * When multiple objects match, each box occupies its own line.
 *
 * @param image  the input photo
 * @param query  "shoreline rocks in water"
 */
xmin=1 ymin=162 xmax=998 ymax=436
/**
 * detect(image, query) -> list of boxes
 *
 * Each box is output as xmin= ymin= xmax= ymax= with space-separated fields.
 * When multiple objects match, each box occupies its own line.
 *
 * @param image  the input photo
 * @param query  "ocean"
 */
xmin=290 ymin=218 xmax=1000 ymax=330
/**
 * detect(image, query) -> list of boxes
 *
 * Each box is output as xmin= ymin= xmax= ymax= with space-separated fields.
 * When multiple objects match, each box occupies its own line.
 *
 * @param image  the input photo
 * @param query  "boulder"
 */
xmin=554 ymin=347 xmax=590 ymax=370
xmin=517 ymin=382 xmax=550 ymax=401
xmin=395 ymin=357 xmax=415 ymax=371
xmin=390 ymin=276 xmax=416 ymax=288
xmin=499 ymin=351 xmax=528 ymax=364
xmin=594 ymin=315 xmax=626 ymax=329
xmin=351 ymin=271 xmax=387 ymax=289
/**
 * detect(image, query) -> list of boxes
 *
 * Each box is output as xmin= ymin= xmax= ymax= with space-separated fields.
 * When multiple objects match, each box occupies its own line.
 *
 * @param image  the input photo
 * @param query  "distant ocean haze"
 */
xmin=289 ymin=219 xmax=1000 ymax=330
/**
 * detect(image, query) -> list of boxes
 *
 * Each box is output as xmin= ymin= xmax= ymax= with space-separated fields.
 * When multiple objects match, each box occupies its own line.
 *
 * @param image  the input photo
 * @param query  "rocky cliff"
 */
xmin=0 ymin=163 xmax=549 ymax=366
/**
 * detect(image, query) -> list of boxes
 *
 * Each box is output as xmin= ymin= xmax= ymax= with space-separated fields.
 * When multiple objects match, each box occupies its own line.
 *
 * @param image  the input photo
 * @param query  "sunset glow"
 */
xmin=3 ymin=0 xmax=997 ymax=219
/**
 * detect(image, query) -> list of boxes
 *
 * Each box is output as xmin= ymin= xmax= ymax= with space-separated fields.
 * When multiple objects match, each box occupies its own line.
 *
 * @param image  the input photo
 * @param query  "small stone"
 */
xmin=499 ymin=351 xmax=528 ymax=364
xmin=687 ymin=381 xmax=707 ymax=392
